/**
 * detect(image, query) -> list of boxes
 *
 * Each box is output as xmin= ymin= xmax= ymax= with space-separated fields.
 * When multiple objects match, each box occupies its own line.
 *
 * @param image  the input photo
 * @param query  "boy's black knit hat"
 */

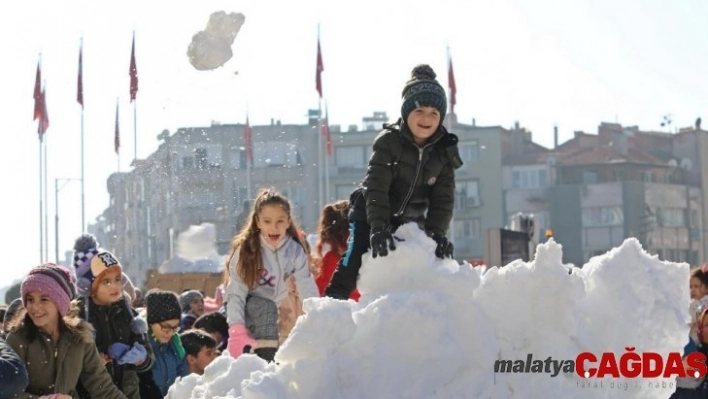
xmin=400 ymin=64 xmax=447 ymax=123
xmin=146 ymin=290 xmax=181 ymax=324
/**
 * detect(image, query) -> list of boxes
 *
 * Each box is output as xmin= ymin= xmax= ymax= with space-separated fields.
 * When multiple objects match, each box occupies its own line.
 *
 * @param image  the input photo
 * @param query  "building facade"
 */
xmin=503 ymin=122 xmax=705 ymax=267
xmin=92 ymin=113 xmax=508 ymax=286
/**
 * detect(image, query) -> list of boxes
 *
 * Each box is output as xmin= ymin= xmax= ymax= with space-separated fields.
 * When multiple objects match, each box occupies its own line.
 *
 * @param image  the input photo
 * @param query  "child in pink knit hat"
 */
xmin=5 ymin=263 xmax=126 ymax=399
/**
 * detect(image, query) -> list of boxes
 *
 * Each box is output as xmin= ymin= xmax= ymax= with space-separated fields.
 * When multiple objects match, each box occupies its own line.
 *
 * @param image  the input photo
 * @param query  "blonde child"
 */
xmin=224 ymin=188 xmax=318 ymax=361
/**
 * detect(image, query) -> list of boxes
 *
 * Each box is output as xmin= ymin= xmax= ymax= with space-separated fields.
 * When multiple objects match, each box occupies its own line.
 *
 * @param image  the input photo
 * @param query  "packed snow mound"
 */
xmin=167 ymin=224 xmax=690 ymax=399
xmin=187 ymin=11 xmax=245 ymax=71
xmin=159 ymin=223 xmax=225 ymax=273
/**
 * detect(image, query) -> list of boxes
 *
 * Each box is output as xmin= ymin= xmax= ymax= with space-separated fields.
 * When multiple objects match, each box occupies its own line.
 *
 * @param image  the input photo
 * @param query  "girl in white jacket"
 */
xmin=224 ymin=188 xmax=318 ymax=360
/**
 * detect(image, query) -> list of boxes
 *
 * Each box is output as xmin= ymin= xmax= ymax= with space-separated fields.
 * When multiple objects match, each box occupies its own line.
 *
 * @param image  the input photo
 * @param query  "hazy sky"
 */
xmin=1 ymin=0 xmax=706 ymax=288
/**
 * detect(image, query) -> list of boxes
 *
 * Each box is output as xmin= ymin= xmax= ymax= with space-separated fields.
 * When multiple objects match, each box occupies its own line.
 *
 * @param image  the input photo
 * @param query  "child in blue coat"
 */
xmin=141 ymin=290 xmax=188 ymax=397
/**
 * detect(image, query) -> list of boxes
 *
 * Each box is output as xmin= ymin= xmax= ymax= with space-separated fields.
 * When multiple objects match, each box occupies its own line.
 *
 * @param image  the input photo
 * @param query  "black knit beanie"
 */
xmin=400 ymin=64 xmax=447 ymax=123
xmin=146 ymin=290 xmax=182 ymax=324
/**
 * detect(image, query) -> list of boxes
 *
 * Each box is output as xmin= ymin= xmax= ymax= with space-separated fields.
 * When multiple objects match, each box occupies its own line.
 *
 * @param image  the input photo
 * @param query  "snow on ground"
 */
xmin=168 ymin=223 xmax=690 ymax=398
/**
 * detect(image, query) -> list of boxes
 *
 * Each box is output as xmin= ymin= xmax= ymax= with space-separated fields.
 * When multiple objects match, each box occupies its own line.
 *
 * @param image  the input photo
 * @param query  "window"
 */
xmin=252 ymin=142 xmax=299 ymax=168
xmin=454 ymin=218 xmax=481 ymax=240
xmin=642 ymin=171 xmax=654 ymax=182
xmin=336 ymin=146 xmax=367 ymax=174
xmin=195 ymin=148 xmax=208 ymax=169
xmin=455 ymin=180 xmax=480 ymax=210
xmin=582 ymin=170 xmax=598 ymax=184
xmin=230 ymin=149 xmax=242 ymax=169
xmin=512 ymin=168 xmax=547 ymax=189
xmin=613 ymin=170 xmax=626 ymax=181
xmin=336 ymin=146 xmax=365 ymax=167
xmin=459 ymin=141 xmax=479 ymax=162
xmin=581 ymin=206 xmax=623 ymax=227
xmin=657 ymin=208 xmax=686 ymax=227
xmin=182 ymin=156 xmax=194 ymax=169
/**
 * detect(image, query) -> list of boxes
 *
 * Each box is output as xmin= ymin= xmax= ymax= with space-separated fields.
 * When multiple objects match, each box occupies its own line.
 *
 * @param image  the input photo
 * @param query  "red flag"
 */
xmin=321 ymin=103 xmax=332 ymax=157
xmin=315 ymin=37 xmax=324 ymax=98
xmin=243 ymin=116 xmax=253 ymax=163
xmin=38 ymin=87 xmax=49 ymax=140
xmin=33 ymin=58 xmax=42 ymax=121
xmin=129 ymin=32 xmax=138 ymax=102
xmin=448 ymin=54 xmax=457 ymax=115
xmin=77 ymin=42 xmax=84 ymax=107
xmin=114 ymin=100 xmax=120 ymax=154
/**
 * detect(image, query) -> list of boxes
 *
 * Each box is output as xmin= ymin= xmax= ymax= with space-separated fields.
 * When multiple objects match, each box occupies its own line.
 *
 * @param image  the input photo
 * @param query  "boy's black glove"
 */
xmin=370 ymin=225 xmax=396 ymax=258
xmin=427 ymin=230 xmax=454 ymax=259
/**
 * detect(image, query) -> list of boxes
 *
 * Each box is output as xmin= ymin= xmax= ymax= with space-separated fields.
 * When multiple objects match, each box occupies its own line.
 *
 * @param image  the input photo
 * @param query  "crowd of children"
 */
xmin=0 ymin=63 xmax=465 ymax=397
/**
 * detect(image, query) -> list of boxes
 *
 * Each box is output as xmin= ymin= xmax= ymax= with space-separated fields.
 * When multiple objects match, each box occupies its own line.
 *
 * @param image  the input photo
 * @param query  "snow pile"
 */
xmin=167 ymin=223 xmax=690 ymax=398
xmin=160 ymin=223 xmax=225 ymax=273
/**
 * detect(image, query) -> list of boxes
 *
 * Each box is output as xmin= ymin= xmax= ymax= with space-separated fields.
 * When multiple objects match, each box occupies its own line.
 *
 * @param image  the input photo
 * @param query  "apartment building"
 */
xmin=504 ymin=122 xmax=704 ymax=267
xmin=92 ymin=112 xmax=509 ymax=286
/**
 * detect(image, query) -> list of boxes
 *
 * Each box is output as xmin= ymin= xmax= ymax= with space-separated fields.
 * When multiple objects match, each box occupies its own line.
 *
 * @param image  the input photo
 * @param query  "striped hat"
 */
xmin=73 ymin=234 xmax=122 ymax=295
xmin=21 ymin=263 xmax=77 ymax=317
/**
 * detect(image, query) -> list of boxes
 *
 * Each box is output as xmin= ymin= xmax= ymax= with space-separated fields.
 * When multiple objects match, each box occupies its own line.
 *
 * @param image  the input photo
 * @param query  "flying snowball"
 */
xmin=187 ymin=11 xmax=245 ymax=71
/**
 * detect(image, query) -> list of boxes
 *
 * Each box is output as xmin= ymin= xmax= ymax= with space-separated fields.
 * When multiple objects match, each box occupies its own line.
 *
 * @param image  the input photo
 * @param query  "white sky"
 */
xmin=1 ymin=0 xmax=707 ymax=287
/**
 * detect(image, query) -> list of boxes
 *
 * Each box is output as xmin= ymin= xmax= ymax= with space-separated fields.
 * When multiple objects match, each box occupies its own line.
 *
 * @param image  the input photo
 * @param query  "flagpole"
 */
xmin=44 ymin=131 xmax=49 ymax=262
xmin=246 ymin=155 xmax=252 ymax=201
xmin=324 ymin=102 xmax=330 ymax=202
xmin=133 ymin=100 xmax=138 ymax=162
xmin=129 ymin=30 xmax=139 ymax=163
xmin=39 ymin=131 xmax=44 ymax=263
xmin=116 ymin=97 xmax=121 ymax=172
xmin=79 ymin=38 xmax=85 ymax=232
xmin=446 ymin=45 xmax=456 ymax=246
xmin=316 ymin=24 xmax=324 ymax=210
xmin=245 ymin=112 xmax=252 ymax=201
xmin=34 ymin=53 xmax=45 ymax=262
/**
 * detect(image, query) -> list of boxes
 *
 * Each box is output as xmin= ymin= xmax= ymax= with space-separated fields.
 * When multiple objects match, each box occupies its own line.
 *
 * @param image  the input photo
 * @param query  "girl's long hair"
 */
xmin=224 ymin=188 xmax=307 ymax=290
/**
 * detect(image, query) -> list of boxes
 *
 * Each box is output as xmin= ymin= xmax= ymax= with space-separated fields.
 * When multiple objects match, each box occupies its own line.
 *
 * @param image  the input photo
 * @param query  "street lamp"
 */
xmin=55 ymin=178 xmax=81 ymax=263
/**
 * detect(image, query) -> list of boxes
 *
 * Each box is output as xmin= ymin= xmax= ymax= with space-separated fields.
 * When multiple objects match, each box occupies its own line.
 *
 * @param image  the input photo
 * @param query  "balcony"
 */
xmin=455 ymin=195 xmax=481 ymax=211
xmin=525 ymin=189 xmax=548 ymax=203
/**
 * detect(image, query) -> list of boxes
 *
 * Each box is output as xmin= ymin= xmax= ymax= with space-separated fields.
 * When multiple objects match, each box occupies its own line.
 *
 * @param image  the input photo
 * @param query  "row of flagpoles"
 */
xmin=34 ymin=32 xmax=139 ymax=263
xmin=33 ymin=27 xmax=458 ymax=262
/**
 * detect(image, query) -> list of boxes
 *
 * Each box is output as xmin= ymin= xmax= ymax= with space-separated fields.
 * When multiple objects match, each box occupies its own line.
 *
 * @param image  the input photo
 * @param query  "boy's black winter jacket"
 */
xmin=76 ymin=294 xmax=154 ymax=399
xmin=350 ymin=120 xmax=463 ymax=235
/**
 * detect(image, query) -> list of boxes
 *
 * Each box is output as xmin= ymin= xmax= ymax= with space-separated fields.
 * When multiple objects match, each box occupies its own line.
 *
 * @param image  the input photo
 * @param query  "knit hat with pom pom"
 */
xmin=400 ymin=64 xmax=447 ymax=123
xmin=73 ymin=234 xmax=122 ymax=296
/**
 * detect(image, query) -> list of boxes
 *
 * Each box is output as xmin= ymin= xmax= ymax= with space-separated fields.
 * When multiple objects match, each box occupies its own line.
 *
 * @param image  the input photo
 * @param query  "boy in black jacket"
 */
xmin=325 ymin=64 xmax=463 ymax=300
xmin=73 ymin=234 xmax=154 ymax=399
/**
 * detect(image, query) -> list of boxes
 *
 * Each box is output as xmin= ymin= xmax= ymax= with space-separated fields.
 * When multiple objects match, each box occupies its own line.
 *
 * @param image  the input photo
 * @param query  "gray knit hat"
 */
xmin=179 ymin=290 xmax=203 ymax=313
xmin=400 ymin=64 xmax=447 ymax=123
